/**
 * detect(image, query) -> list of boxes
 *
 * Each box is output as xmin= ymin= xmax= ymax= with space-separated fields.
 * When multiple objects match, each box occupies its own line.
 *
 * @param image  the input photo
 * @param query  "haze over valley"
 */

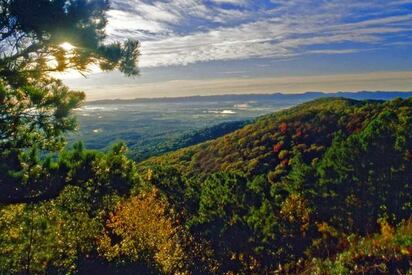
xmin=72 ymin=91 xmax=412 ymax=160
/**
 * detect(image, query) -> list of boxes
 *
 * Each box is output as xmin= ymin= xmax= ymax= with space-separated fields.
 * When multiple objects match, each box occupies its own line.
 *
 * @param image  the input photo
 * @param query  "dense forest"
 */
xmin=0 ymin=0 xmax=411 ymax=274
xmin=129 ymin=120 xmax=249 ymax=162
xmin=1 ymin=96 xmax=412 ymax=274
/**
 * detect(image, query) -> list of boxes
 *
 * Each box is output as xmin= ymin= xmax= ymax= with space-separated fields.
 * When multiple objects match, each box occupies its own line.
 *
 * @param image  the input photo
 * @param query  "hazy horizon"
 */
xmin=70 ymin=71 xmax=412 ymax=101
xmin=83 ymin=88 xmax=412 ymax=102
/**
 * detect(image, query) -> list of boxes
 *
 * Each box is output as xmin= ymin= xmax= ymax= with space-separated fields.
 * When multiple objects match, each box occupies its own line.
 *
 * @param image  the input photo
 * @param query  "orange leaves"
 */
xmin=295 ymin=128 xmax=303 ymax=138
xmin=279 ymin=122 xmax=288 ymax=134
xmin=273 ymin=142 xmax=283 ymax=153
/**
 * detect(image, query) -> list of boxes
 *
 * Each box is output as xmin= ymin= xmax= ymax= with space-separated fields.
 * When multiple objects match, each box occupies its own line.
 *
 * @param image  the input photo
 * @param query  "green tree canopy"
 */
xmin=316 ymin=109 xmax=412 ymax=234
xmin=0 ymin=0 xmax=139 ymax=86
xmin=0 ymin=0 xmax=140 ymax=204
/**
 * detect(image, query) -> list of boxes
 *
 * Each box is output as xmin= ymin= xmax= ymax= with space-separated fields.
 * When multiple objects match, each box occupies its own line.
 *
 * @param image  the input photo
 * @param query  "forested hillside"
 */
xmin=1 ymin=0 xmax=411 ymax=273
xmin=138 ymin=97 xmax=412 ymax=273
xmin=129 ymin=120 xmax=249 ymax=162
xmin=1 ymin=97 xmax=412 ymax=274
xmin=144 ymin=97 xmax=382 ymax=177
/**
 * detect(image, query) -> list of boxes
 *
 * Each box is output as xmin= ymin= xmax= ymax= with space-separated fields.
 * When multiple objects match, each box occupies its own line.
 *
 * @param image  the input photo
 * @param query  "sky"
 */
xmin=61 ymin=0 xmax=412 ymax=100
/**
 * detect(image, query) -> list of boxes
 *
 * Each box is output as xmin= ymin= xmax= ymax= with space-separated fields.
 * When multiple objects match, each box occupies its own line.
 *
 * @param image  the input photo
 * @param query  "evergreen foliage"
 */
xmin=0 ymin=0 xmax=139 ymax=204
xmin=1 ymin=97 xmax=412 ymax=274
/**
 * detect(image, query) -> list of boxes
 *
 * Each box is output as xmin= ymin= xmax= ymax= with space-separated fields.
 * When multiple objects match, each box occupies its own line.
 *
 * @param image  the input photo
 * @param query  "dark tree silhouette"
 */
xmin=0 ymin=0 xmax=140 ymax=204
xmin=0 ymin=0 xmax=139 ymax=86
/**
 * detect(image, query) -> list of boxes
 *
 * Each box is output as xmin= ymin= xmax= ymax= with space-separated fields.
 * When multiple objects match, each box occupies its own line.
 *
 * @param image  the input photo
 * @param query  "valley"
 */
xmin=71 ymin=92 xmax=412 ymax=161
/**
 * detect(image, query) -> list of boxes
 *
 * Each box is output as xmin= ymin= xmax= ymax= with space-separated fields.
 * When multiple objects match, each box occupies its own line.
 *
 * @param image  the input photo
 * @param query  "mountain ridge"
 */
xmin=87 ymin=91 xmax=412 ymax=104
xmin=141 ymin=97 xmax=387 ymax=178
xmin=137 ymin=96 xmax=412 ymax=273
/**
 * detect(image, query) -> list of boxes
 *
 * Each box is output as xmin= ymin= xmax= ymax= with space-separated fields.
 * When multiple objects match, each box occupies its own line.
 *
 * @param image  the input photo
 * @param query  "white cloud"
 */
xmin=210 ymin=0 xmax=247 ymax=5
xmin=106 ymin=0 xmax=412 ymax=67
xmin=107 ymin=9 xmax=168 ymax=34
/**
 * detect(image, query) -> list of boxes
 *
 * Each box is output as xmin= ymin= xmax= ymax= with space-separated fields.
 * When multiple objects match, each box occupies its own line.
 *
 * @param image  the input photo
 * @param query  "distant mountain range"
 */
xmin=88 ymin=91 xmax=412 ymax=104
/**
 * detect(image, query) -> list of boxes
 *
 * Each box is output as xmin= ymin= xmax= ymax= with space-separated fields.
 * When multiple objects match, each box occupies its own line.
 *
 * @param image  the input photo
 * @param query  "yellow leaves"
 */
xmin=400 ymin=248 xmax=410 ymax=256
xmin=280 ymin=193 xmax=311 ymax=233
xmin=378 ymin=219 xmax=395 ymax=240
xmin=317 ymin=222 xmax=338 ymax=238
xmin=0 ymin=205 xmax=26 ymax=244
xmin=278 ymin=149 xmax=289 ymax=160
xmin=146 ymin=168 xmax=153 ymax=181
xmin=98 ymin=188 xmax=187 ymax=274
xmin=310 ymin=219 xmax=412 ymax=274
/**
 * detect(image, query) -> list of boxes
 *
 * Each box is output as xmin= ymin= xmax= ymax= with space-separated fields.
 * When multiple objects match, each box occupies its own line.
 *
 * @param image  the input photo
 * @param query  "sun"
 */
xmin=59 ymin=42 xmax=75 ymax=51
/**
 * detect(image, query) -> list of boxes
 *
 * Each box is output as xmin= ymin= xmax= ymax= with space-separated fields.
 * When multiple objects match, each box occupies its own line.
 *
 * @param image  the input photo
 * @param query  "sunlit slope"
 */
xmin=142 ymin=98 xmax=388 ymax=178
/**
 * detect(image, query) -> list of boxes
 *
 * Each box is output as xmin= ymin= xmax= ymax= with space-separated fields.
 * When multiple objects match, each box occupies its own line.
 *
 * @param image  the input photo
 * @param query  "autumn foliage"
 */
xmin=98 ymin=188 xmax=186 ymax=273
xmin=1 ymin=98 xmax=412 ymax=274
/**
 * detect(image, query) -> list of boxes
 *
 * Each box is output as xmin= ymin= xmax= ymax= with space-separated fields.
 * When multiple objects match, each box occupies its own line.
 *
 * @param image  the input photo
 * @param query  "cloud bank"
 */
xmin=107 ymin=0 xmax=412 ymax=67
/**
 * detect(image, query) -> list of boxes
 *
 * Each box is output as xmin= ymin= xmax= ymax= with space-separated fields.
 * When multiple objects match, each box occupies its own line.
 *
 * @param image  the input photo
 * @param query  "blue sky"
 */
xmin=63 ymin=0 xmax=412 ymax=100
